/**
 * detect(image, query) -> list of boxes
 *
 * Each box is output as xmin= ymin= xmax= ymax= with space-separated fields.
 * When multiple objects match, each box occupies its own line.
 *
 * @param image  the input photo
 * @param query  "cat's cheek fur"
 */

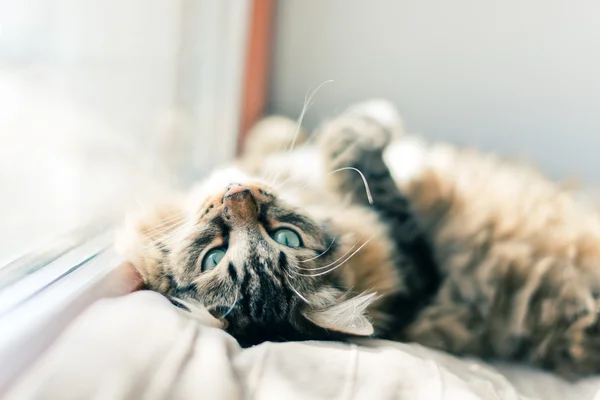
xmin=115 ymin=199 xmax=186 ymax=295
xmin=302 ymin=293 xmax=378 ymax=336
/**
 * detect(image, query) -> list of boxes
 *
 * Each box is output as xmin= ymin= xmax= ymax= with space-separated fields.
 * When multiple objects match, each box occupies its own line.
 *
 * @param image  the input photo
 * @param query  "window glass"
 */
xmin=0 ymin=0 xmax=249 ymax=269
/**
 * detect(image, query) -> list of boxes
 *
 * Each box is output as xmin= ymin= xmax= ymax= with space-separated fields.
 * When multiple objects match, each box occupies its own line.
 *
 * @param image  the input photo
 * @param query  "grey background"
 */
xmin=268 ymin=0 xmax=600 ymax=183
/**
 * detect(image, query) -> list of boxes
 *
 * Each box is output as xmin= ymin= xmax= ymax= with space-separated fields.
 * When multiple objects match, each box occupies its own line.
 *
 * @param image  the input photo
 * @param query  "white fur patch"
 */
xmin=385 ymin=137 xmax=428 ymax=185
xmin=303 ymin=292 xmax=378 ymax=336
xmin=347 ymin=99 xmax=404 ymax=132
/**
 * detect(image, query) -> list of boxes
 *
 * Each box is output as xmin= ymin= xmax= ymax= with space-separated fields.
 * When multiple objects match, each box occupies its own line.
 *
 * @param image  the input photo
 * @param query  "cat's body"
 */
xmin=118 ymin=101 xmax=600 ymax=378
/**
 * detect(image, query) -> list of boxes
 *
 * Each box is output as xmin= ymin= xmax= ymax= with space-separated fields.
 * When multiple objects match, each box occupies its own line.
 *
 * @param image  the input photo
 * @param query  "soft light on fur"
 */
xmin=118 ymin=99 xmax=600 ymax=378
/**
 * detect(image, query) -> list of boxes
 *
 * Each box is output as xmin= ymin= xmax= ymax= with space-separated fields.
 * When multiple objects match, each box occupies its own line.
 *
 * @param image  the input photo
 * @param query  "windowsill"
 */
xmin=0 ymin=251 xmax=143 ymax=394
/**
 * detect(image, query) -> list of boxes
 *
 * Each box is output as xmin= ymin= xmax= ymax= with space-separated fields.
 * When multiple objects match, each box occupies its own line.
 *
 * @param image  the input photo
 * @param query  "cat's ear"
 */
xmin=302 ymin=293 xmax=377 ymax=336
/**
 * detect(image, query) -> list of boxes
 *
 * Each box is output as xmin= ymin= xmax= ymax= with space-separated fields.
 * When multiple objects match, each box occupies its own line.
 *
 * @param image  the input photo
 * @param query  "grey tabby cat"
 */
xmin=118 ymin=100 xmax=600 ymax=378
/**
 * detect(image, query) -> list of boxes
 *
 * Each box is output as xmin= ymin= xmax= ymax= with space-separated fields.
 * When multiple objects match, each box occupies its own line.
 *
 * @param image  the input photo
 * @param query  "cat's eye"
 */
xmin=202 ymin=248 xmax=226 ymax=271
xmin=273 ymin=229 xmax=302 ymax=248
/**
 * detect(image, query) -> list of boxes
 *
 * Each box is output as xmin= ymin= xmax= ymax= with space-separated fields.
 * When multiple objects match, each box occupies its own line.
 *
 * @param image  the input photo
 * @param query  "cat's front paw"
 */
xmin=346 ymin=99 xmax=404 ymax=135
xmin=318 ymin=112 xmax=393 ymax=171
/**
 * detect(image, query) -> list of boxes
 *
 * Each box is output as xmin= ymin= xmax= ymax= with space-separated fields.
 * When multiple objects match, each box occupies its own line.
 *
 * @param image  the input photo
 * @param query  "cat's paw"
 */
xmin=346 ymin=99 xmax=404 ymax=137
xmin=318 ymin=111 xmax=393 ymax=171
xmin=317 ymin=106 xmax=399 ymax=204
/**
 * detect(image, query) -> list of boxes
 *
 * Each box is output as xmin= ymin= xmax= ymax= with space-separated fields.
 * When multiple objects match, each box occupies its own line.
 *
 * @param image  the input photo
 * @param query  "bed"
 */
xmin=6 ymin=291 xmax=600 ymax=400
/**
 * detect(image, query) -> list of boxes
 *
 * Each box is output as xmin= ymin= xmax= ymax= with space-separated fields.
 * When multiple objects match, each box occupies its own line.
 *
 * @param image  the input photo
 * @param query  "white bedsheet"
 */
xmin=6 ymin=291 xmax=600 ymax=400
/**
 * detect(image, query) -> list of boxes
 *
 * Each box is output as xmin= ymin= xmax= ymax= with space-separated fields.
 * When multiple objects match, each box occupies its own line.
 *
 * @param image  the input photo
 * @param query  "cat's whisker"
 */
xmin=284 ymin=273 xmax=312 ymax=304
xmin=141 ymin=224 xmax=188 ymax=250
xmin=330 ymin=167 xmax=374 ymax=205
xmin=270 ymin=80 xmax=334 ymax=187
xmin=268 ymin=167 xmax=287 ymax=190
xmin=287 ymin=79 xmax=333 ymax=153
xmin=136 ymin=208 xmax=186 ymax=227
xmin=293 ymin=236 xmax=374 ymax=278
xmin=268 ymin=173 xmax=291 ymax=189
xmin=215 ymin=290 xmax=238 ymax=319
xmin=271 ymin=177 xmax=315 ymax=195
xmin=146 ymin=219 xmax=187 ymax=237
xmin=292 ymin=238 xmax=360 ymax=272
xmin=262 ymin=161 xmax=284 ymax=187
xmin=141 ymin=220 xmax=187 ymax=242
xmin=142 ymin=221 xmax=186 ymax=240
xmin=298 ymin=236 xmax=337 ymax=262
xmin=265 ymin=169 xmax=284 ymax=188
xmin=141 ymin=213 xmax=188 ymax=232
xmin=140 ymin=214 xmax=187 ymax=233
xmin=271 ymin=174 xmax=301 ymax=191
xmin=150 ymin=212 xmax=187 ymax=226
xmin=264 ymin=172 xmax=277 ymax=187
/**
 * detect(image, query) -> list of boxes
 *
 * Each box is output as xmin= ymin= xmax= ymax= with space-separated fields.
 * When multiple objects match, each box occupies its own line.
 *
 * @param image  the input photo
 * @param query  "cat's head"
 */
xmin=118 ymin=168 xmax=376 ymax=346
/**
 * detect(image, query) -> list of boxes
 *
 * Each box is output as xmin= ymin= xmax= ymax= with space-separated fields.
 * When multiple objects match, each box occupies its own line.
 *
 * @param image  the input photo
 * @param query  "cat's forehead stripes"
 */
xmin=190 ymin=217 xmax=229 ymax=248
xmin=259 ymin=203 xmax=323 ymax=238
xmin=192 ymin=228 xmax=218 ymax=249
xmin=227 ymin=262 xmax=238 ymax=284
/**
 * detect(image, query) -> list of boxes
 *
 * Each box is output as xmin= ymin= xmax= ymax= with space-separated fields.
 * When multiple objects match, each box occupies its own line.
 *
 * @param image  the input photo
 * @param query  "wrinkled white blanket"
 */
xmin=6 ymin=292 xmax=600 ymax=400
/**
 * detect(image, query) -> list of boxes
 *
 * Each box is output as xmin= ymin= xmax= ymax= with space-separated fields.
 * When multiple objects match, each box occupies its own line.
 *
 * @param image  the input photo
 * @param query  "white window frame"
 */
xmin=0 ymin=0 xmax=253 ymax=393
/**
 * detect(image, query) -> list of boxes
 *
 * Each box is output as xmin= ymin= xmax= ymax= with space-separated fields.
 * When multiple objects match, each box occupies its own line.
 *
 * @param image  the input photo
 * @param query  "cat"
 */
xmin=117 ymin=100 xmax=600 ymax=378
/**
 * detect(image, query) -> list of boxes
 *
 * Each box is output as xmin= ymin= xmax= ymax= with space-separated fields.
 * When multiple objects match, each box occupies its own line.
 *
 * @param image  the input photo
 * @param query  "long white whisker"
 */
xmin=299 ymin=236 xmax=337 ymax=262
xmin=142 ymin=220 xmax=187 ymax=238
xmin=271 ymin=174 xmax=306 ymax=191
xmin=267 ymin=166 xmax=290 ymax=188
xmin=141 ymin=219 xmax=187 ymax=241
xmin=269 ymin=172 xmax=295 ymax=190
xmin=270 ymin=80 xmax=334 ymax=187
xmin=292 ymin=238 xmax=360 ymax=272
xmin=293 ymin=236 xmax=374 ymax=278
xmin=219 ymin=290 xmax=238 ymax=318
xmin=287 ymin=79 xmax=334 ymax=153
xmin=141 ymin=214 xmax=187 ymax=233
xmin=330 ymin=167 xmax=374 ymax=205
xmin=139 ymin=210 xmax=186 ymax=226
xmin=285 ymin=273 xmax=312 ymax=304
xmin=141 ymin=224 xmax=188 ymax=250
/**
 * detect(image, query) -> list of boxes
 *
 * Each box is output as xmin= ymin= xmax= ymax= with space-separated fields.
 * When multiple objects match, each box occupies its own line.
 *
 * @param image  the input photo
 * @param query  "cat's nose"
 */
xmin=223 ymin=184 xmax=258 ymax=224
xmin=225 ymin=183 xmax=252 ymax=199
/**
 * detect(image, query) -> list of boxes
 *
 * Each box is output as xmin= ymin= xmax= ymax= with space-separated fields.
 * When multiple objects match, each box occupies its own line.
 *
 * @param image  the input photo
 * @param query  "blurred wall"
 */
xmin=269 ymin=0 xmax=600 ymax=183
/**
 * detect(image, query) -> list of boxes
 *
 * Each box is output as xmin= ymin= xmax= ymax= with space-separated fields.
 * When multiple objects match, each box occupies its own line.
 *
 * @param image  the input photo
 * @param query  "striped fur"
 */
xmin=118 ymin=100 xmax=600 ymax=378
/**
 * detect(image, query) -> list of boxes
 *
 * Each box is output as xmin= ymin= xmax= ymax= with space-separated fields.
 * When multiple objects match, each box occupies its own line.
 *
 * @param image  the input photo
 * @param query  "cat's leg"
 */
xmin=318 ymin=101 xmax=442 ymax=331
xmin=318 ymin=101 xmax=403 ymax=206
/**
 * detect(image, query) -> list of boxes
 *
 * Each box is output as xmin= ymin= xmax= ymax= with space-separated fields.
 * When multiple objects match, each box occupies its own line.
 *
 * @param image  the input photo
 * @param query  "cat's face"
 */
xmin=157 ymin=169 xmax=375 ymax=345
